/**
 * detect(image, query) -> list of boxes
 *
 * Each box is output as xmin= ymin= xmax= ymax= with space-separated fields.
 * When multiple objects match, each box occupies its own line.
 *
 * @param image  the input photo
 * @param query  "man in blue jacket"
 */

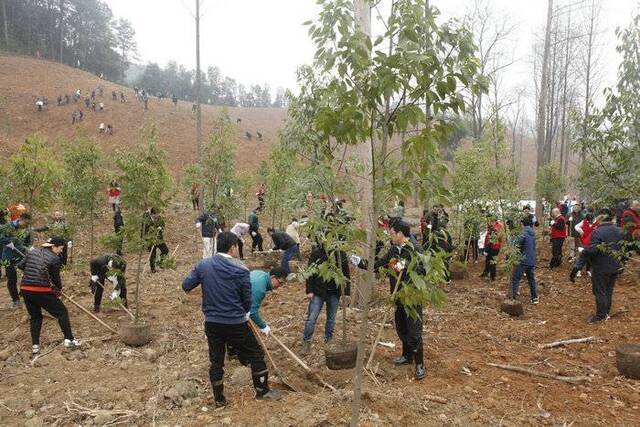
xmin=249 ymin=267 xmax=286 ymax=335
xmin=182 ymin=232 xmax=281 ymax=407
xmin=582 ymin=208 xmax=624 ymax=323
xmin=510 ymin=217 xmax=538 ymax=304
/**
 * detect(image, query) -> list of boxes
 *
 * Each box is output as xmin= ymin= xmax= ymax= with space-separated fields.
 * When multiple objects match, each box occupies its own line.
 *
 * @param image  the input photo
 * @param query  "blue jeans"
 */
xmin=511 ymin=264 xmax=538 ymax=300
xmin=281 ymin=245 xmax=299 ymax=275
xmin=303 ymin=294 xmax=339 ymax=343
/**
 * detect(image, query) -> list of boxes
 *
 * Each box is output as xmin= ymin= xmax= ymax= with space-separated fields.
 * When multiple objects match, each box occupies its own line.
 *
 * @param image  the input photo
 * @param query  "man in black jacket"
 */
xmin=248 ymin=209 xmax=263 ymax=253
xmin=196 ymin=208 xmax=221 ymax=259
xmin=302 ymin=243 xmax=350 ymax=353
xmin=89 ymin=254 xmax=127 ymax=312
xmin=267 ymin=228 xmax=299 ymax=276
xmin=143 ymin=208 xmax=169 ymax=273
xmin=582 ymin=208 xmax=624 ymax=323
xmin=351 ymin=220 xmax=426 ymax=380
xmin=18 ymin=237 xmax=80 ymax=354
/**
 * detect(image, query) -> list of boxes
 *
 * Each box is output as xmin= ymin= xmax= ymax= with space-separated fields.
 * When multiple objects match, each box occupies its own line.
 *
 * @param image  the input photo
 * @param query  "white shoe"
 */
xmin=576 ymin=271 xmax=582 ymax=278
xmin=64 ymin=338 xmax=81 ymax=349
xmin=32 ymin=345 xmax=40 ymax=354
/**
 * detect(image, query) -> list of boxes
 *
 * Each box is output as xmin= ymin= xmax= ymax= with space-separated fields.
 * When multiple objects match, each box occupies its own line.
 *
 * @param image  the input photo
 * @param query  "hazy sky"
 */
xmin=104 ymin=0 xmax=638 ymax=95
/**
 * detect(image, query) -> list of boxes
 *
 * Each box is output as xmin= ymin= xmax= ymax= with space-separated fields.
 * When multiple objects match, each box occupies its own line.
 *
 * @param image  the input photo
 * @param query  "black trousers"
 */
xmin=482 ymin=247 xmax=500 ymax=280
xmin=238 ymin=239 xmax=244 ymax=259
xmin=204 ymin=322 xmax=267 ymax=386
xmin=549 ymin=238 xmax=564 ymax=268
xmin=394 ymin=303 xmax=424 ymax=365
xmin=591 ymin=271 xmax=618 ymax=320
xmin=149 ymin=243 xmax=169 ymax=272
xmin=251 ymin=232 xmax=263 ymax=252
xmin=6 ymin=261 xmax=19 ymax=302
xmin=464 ymin=237 xmax=478 ymax=262
xmin=22 ymin=291 xmax=74 ymax=345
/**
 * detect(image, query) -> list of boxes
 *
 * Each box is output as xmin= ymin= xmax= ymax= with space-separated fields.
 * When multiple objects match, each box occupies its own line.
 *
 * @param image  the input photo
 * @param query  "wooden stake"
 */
xmin=269 ymin=331 xmax=337 ymax=391
xmin=486 ymin=363 xmax=591 ymax=384
xmin=539 ymin=336 xmax=595 ymax=349
xmin=366 ymin=270 xmax=403 ymax=370
xmin=61 ymin=292 xmax=117 ymax=334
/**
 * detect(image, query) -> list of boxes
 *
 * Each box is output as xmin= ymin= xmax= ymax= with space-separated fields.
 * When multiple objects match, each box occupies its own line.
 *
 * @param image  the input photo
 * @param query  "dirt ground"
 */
xmin=0 ymin=202 xmax=639 ymax=427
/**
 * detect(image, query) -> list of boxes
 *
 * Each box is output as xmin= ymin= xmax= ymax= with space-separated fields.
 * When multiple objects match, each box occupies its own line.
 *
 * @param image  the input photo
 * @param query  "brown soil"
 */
xmin=0 ymin=54 xmax=285 ymax=176
xmin=0 ymin=204 xmax=638 ymax=426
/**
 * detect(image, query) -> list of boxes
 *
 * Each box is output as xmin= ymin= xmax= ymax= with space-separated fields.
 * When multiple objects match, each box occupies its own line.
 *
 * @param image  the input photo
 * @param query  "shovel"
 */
xmin=248 ymin=320 xmax=297 ymax=392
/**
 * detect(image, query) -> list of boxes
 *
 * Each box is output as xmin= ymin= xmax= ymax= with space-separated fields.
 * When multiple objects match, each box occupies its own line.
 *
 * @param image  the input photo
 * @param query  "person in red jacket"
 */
xmin=480 ymin=215 xmax=503 ymax=281
xmin=549 ymin=208 xmax=567 ymax=268
xmin=570 ymin=212 xmax=599 ymax=281
xmin=621 ymin=200 xmax=640 ymax=242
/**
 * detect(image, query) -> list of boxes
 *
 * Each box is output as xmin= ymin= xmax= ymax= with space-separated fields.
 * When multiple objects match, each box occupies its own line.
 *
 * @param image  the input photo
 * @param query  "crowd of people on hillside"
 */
xmin=1 ymin=183 xmax=638 ymax=408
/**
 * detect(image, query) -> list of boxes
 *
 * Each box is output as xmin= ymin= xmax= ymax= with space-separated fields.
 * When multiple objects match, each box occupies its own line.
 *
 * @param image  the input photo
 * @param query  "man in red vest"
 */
xmin=549 ymin=208 xmax=567 ymax=268
xmin=621 ymin=200 xmax=640 ymax=243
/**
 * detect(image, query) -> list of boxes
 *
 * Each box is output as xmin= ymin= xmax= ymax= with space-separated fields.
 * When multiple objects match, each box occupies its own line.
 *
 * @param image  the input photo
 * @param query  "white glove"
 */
xmin=107 ymin=260 xmax=113 ymax=269
xmin=110 ymin=289 xmax=120 ymax=300
xmin=427 ymin=224 xmax=432 ymax=230
xmin=67 ymin=240 xmax=73 ymax=248
xmin=157 ymin=226 xmax=162 ymax=230
xmin=350 ymin=254 xmax=361 ymax=266
xmin=550 ymin=220 xmax=555 ymax=226
xmin=245 ymin=312 xmax=251 ymax=321
xmin=251 ymin=231 xmax=257 ymax=237
xmin=91 ymin=275 xmax=99 ymax=283
xmin=578 ymin=247 xmax=584 ymax=253
xmin=195 ymin=222 xmax=202 ymax=229
xmin=107 ymin=275 xmax=118 ymax=287
xmin=260 ymin=325 xmax=271 ymax=336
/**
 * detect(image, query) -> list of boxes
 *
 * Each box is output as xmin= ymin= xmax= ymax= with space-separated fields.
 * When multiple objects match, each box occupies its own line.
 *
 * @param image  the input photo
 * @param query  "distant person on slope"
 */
xmin=196 ymin=208 xmax=221 ymax=259
xmin=267 ymin=228 xmax=299 ymax=276
xmin=248 ymin=209 xmax=263 ymax=253
xmin=230 ymin=222 xmax=250 ymax=260
xmin=143 ymin=208 xmax=169 ymax=273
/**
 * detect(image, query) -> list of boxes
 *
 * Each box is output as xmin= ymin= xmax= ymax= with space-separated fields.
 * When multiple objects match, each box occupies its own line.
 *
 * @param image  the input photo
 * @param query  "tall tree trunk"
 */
xmin=59 ymin=0 xmax=64 ymax=62
xmin=195 ymin=0 xmax=203 ymax=162
xmin=134 ymin=251 xmax=143 ymax=322
xmin=559 ymin=15 xmax=571 ymax=176
xmin=535 ymin=0 xmax=554 ymax=219
xmin=581 ymin=0 xmax=596 ymax=164
xmin=0 ymin=0 xmax=7 ymax=48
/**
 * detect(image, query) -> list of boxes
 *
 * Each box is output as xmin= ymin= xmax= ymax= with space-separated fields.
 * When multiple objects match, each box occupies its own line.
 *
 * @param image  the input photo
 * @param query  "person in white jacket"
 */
xmin=230 ymin=222 xmax=250 ymax=260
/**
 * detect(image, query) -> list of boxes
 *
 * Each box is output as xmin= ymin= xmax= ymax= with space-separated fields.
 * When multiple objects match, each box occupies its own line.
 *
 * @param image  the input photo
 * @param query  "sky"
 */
xmin=104 ymin=0 xmax=639 ymax=95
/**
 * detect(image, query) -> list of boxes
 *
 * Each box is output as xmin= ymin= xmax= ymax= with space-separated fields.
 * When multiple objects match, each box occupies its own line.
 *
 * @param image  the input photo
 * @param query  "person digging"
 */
xmin=89 ymin=254 xmax=127 ymax=313
xmin=182 ymin=232 xmax=281 ymax=407
xmin=351 ymin=220 xmax=426 ymax=380
xmin=17 ymin=237 xmax=80 ymax=354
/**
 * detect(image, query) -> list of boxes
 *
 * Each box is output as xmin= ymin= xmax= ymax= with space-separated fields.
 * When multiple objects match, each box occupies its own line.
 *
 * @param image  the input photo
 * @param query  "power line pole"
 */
xmin=195 ymin=0 xmax=203 ymax=163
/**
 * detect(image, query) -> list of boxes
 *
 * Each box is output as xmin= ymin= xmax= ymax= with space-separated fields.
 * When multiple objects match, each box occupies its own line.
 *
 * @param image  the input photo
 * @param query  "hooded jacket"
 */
xmin=182 ymin=253 xmax=251 ymax=324
xmin=583 ymin=222 xmax=623 ymax=275
xmin=513 ymin=226 xmax=536 ymax=267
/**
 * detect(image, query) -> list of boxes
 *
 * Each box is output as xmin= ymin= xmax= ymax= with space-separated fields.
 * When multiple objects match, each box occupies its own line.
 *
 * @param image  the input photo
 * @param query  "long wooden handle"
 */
xmin=96 ymin=280 xmax=135 ymax=320
xmin=248 ymin=321 xmax=280 ymax=373
xmin=61 ymin=292 xmax=117 ymax=334
xmin=270 ymin=331 xmax=336 ymax=391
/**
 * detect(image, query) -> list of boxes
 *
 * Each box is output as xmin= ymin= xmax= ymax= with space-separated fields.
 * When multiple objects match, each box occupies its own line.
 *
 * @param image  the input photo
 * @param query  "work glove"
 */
xmin=245 ymin=312 xmax=251 ymax=321
xmin=195 ymin=222 xmax=202 ymax=229
xmin=107 ymin=275 xmax=118 ymax=287
xmin=67 ymin=240 xmax=73 ymax=248
xmin=110 ymin=289 xmax=120 ymax=300
xmin=427 ymin=224 xmax=432 ymax=230
xmin=550 ymin=220 xmax=556 ymax=226
xmin=90 ymin=275 xmax=99 ymax=283
xmin=577 ymin=247 xmax=584 ymax=253
xmin=483 ymin=251 xmax=488 ymax=256
xmin=350 ymin=254 xmax=361 ymax=266
xmin=260 ymin=325 xmax=271 ymax=336
xmin=251 ymin=231 xmax=257 ymax=237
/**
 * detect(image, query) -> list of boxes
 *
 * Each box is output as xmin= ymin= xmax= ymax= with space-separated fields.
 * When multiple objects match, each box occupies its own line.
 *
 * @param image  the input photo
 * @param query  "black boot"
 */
xmin=213 ymin=383 xmax=226 ymax=408
xmin=569 ymin=267 xmax=579 ymax=283
xmin=252 ymin=372 xmax=281 ymax=401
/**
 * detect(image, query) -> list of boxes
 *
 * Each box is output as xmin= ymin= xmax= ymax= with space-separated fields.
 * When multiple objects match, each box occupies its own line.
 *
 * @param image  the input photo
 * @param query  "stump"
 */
xmin=450 ymin=262 xmax=468 ymax=280
xmin=616 ymin=344 xmax=640 ymax=379
xmin=325 ymin=341 xmax=357 ymax=370
xmin=120 ymin=320 xmax=152 ymax=346
xmin=500 ymin=299 xmax=524 ymax=317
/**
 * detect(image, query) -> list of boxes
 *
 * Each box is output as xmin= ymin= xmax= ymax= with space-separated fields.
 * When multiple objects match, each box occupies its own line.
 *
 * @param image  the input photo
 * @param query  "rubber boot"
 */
xmin=253 ymin=372 xmax=281 ymax=401
xmin=569 ymin=267 xmax=579 ymax=283
xmin=213 ymin=383 xmax=226 ymax=408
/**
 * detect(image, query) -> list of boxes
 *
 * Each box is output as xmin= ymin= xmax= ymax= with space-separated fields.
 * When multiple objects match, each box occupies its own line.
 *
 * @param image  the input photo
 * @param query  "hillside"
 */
xmin=0 ymin=54 xmax=286 ymax=176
